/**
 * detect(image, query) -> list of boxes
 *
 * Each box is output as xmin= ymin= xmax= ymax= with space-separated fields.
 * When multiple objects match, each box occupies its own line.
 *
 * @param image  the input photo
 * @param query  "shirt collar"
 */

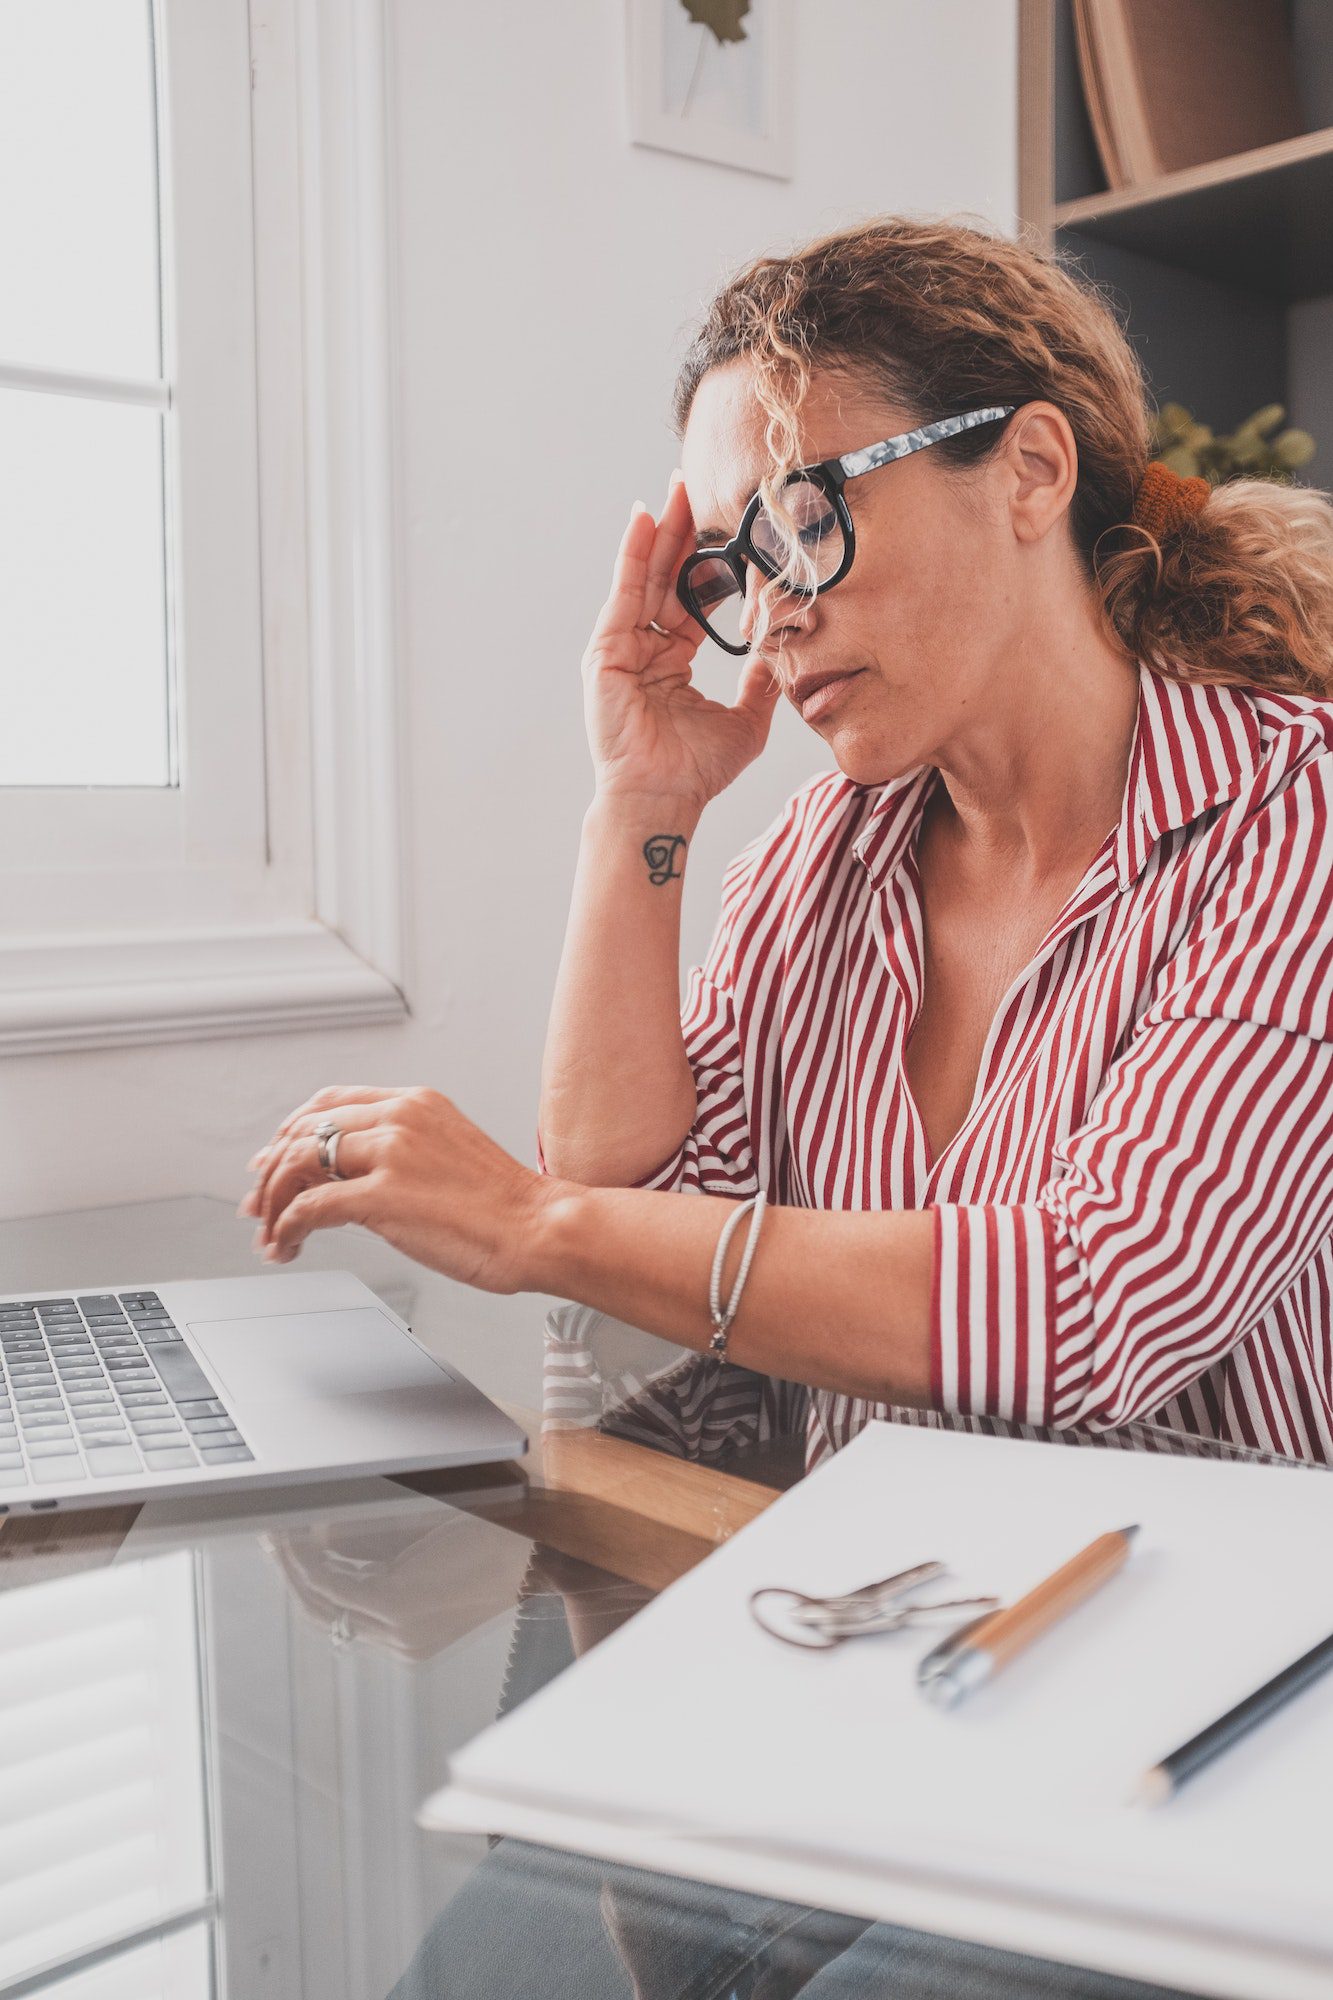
xmin=1112 ymin=659 xmax=1263 ymax=890
xmin=850 ymin=660 xmax=1263 ymax=894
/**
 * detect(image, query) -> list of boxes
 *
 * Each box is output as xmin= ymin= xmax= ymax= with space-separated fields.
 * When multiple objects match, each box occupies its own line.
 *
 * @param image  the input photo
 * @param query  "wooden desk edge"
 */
xmin=0 ymin=1404 xmax=788 ymax=1593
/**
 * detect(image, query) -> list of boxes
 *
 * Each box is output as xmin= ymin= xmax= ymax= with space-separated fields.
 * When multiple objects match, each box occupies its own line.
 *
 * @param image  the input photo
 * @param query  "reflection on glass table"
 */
xmin=0 ymin=1194 xmax=1295 ymax=1999
xmin=0 ymin=1476 xmax=1198 ymax=2000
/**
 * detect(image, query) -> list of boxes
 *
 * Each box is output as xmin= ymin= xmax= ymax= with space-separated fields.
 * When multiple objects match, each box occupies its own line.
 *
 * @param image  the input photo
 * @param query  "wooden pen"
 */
xmin=916 ymin=1525 xmax=1140 ymax=1709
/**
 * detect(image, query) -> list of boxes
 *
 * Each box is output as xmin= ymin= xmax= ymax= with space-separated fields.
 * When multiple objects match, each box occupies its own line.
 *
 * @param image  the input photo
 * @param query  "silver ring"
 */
xmin=314 ymin=1120 xmax=347 ymax=1181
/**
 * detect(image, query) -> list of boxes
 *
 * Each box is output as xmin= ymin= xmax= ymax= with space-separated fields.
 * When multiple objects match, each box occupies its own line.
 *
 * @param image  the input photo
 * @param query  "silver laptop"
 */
xmin=0 ymin=1269 xmax=527 ymax=1515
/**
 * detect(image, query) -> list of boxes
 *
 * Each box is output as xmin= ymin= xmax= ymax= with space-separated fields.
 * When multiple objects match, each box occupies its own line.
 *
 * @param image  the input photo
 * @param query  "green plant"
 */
xmin=1149 ymin=401 xmax=1316 ymax=486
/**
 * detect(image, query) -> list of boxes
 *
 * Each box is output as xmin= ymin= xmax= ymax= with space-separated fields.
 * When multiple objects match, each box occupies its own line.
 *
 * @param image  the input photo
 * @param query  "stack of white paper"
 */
xmin=420 ymin=1423 xmax=1333 ymax=2000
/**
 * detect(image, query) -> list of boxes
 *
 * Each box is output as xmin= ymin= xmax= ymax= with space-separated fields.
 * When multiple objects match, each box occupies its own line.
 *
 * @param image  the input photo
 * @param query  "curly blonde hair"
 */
xmin=671 ymin=211 xmax=1333 ymax=697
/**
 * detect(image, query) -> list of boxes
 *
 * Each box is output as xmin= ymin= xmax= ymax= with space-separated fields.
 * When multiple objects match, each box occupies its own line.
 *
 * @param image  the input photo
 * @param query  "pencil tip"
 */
xmin=1118 ymin=1524 xmax=1141 ymax=1541
xmin=1128 ymin=1766 xmax=1172 ymax=1808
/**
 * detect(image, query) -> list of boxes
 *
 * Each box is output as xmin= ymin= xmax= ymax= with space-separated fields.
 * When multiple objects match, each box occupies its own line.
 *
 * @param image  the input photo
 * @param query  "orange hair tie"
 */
xmin=1130 ymin=460 xmax=1211 ymax=540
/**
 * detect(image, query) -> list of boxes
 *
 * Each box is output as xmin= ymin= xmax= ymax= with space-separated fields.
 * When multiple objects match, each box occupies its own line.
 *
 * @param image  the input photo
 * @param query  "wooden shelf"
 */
xmin=1018 ymin=0 xmax=1333 ymax=456
xmin=1051 ymin=126 xmax=1333 ymax=301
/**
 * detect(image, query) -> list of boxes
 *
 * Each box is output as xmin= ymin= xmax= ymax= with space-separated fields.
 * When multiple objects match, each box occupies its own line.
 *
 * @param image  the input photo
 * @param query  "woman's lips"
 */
xmin=799 ymin=670 xmax=865 ymax=721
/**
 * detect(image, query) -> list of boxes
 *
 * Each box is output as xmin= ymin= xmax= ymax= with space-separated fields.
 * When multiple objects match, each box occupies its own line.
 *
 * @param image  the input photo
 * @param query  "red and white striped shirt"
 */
xmin=542 ymin=661 xmax=1333 ymax=1471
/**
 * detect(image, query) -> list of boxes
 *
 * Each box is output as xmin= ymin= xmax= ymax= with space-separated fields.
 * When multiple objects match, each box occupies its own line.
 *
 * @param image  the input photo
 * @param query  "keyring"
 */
xmin=749 ymin=1561 xmax=1000 ymax=1650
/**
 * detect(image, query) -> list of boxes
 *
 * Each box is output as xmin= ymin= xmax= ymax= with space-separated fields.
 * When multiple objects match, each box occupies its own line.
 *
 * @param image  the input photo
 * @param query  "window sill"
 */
xmin=0 ymin=922 xmax=407 ymax=1056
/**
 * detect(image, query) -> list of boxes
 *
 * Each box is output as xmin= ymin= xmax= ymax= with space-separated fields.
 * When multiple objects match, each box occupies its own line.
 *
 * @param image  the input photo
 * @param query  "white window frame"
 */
xmin=0 ymin=0 xmax=408 ymax=1055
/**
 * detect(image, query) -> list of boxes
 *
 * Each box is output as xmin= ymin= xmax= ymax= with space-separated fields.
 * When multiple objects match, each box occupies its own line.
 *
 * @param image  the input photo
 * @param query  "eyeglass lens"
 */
xmin=689 ymin=476 xmax=845 ymax=649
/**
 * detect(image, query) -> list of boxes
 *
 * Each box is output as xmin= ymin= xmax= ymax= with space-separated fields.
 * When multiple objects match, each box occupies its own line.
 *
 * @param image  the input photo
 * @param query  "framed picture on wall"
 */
xmin=625 ymin=0 xmax=795 ymax=181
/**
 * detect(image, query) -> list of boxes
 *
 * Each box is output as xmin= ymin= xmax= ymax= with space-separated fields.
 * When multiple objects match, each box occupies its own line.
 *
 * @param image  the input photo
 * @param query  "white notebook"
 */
xmin=421 ymin=1423 xmax=1333 ymax=2000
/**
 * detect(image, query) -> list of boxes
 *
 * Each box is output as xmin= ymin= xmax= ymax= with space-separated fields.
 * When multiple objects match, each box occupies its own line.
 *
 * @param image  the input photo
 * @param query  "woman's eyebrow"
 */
xmin=694 ymin=524 xmax=729 ymax=548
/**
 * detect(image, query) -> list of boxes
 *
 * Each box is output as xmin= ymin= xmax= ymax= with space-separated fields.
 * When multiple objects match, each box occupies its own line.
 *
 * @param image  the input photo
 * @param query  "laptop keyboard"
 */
xmin=0 ymin=1292 xmax=253 ymax=1490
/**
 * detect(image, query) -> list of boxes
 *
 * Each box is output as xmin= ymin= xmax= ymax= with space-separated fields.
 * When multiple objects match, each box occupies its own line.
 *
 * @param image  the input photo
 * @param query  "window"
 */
xmin=0 ymin=3 xmax=171 ymax=789
xmin=0 ymin=0 xmax=407 ymax=1053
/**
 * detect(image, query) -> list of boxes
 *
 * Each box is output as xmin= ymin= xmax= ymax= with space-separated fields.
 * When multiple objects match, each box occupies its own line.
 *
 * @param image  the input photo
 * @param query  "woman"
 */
xmin=243 ymin=212 xmax=1333 ymax=1472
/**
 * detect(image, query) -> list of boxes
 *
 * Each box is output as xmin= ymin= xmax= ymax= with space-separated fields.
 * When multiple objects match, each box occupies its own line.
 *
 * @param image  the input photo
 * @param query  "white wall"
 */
xmin=1 ymin=1 xmax=1017 ymax=1237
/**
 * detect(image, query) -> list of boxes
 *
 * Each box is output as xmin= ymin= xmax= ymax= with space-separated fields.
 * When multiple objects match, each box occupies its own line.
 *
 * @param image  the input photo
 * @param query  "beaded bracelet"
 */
xmin=708 ymin=1191 xmax=768 ymax=1361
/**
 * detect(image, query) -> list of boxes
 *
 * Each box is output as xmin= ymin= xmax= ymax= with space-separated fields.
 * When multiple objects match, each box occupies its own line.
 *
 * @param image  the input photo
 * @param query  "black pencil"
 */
xmin=1133 ymin=1628 xmax=1333 ymax=1805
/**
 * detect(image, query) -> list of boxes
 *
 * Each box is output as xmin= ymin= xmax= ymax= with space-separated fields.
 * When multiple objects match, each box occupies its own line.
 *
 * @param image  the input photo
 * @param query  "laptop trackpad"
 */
xmin=186 ymin=1307 xmax=453 ymax=1408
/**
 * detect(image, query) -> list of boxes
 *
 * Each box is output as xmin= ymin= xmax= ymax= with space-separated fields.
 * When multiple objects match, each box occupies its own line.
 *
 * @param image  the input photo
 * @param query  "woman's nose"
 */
xmin=738 ymin=566 xmax=811 ymax=649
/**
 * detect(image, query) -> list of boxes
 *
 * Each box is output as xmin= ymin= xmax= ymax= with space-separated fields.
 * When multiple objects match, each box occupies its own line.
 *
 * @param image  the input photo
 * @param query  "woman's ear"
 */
xmin=1004 ymin=403 xmax=1079 ymax=546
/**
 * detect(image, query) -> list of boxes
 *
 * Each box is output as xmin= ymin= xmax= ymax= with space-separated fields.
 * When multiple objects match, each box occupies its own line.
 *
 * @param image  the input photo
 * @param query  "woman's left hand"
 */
xmin=238 ymin=1085 xmax=555 ymax=1293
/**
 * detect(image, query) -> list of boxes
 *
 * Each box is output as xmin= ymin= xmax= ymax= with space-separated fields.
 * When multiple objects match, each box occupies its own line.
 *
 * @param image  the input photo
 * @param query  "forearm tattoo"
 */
xmin=642 ymin=834 xmax=687 ymax=885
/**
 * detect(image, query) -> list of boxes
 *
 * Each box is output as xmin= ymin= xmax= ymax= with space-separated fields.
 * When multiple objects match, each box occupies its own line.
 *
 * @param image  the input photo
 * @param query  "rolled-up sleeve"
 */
xmin=617 ymin=961 xmax=758 ymax=1195
xmin=930 ymin=752 xmax=1333 ymax=1432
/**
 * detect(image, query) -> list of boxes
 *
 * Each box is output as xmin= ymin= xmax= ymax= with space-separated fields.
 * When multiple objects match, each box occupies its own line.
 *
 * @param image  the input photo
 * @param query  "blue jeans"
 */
xmin=391 ymin=1587 xmax=1185 ymax=2000
xmin=390 ymin=1833 xmax=1185 ymax=2000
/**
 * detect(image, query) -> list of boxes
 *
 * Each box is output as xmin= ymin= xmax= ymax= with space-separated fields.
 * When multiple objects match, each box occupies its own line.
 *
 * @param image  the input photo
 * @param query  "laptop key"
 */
xmin=185 ymin=1415 xmax=237 ymax=1434
xmin=27 ymin=1436 xmax=76 ymax=1456
xmin=85 ymin=1446 xmax=142 ymax=1476
xmin=31 ymin=1457 xmax=84 ymax=1483
xmin=142 ymin=1447 xmax=197 ymax=1471
xmin=152 ymin=1346 xmax=219 ymax=1404
xmin=198 ymin=1444 xmax=254 ymax=1464
xmin=130 ymin=1419 xmax=182 ymax=1436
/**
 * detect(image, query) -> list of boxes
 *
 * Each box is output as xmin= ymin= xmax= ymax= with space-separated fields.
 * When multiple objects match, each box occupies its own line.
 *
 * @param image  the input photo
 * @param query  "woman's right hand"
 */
xmin=581 ymin=474 xmax=784 ymax=812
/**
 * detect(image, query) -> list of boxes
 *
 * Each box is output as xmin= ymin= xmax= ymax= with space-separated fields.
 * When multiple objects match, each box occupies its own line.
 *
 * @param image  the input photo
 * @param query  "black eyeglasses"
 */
xmin=675 ymin=405 xmax=1017 ymax=655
